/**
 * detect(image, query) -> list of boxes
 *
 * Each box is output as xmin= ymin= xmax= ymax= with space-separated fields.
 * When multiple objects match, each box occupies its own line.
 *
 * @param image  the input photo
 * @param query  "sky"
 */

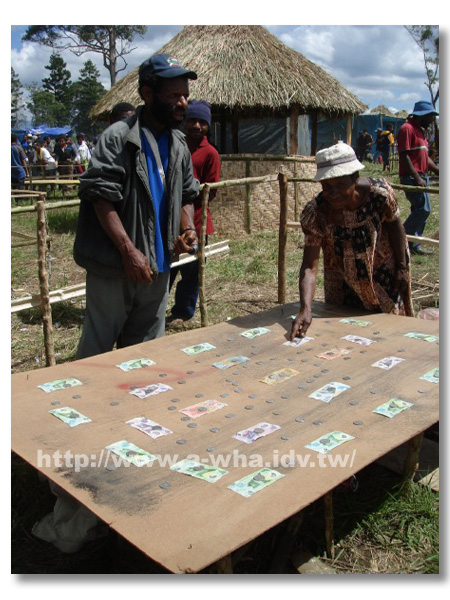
xmin=10 ymin=22 xmax=440 ymax=126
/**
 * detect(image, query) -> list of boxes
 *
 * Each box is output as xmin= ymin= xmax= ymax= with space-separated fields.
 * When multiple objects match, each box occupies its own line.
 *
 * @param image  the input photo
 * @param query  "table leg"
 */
xmin=215 ymin=553 xmax=233 ymax=574
xmin=324 ymin=491 xmax=334 ymax=559
xmin=403 ymin=432 xmax=424 ymax=480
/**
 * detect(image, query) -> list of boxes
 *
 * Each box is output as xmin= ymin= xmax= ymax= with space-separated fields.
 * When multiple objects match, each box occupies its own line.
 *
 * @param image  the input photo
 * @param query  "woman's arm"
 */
xmin=290 ymin=245 xmax=321 ymax=340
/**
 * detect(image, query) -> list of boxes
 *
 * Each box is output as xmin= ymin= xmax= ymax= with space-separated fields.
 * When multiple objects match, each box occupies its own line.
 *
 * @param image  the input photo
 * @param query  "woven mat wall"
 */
xmin=209 ymin=157 xmax=321 ymax=236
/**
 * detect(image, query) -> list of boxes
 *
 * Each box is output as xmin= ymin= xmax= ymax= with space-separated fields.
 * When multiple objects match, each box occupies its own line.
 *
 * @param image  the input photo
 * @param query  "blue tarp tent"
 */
xmin=28 ymin=126 xmax=72 ymax=139
xmin=316 ymin=114 xmax=405 ymax=152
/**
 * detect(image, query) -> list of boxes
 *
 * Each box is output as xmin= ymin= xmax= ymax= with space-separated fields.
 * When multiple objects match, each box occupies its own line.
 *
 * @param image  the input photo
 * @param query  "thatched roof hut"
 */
xmin=91 ymin=25 xmax=367 ymax=154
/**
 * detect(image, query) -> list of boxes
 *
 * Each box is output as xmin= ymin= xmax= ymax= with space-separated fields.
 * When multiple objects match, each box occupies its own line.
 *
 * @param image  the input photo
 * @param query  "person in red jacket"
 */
xmin=167 ymin=100 xmax=221 ymax=324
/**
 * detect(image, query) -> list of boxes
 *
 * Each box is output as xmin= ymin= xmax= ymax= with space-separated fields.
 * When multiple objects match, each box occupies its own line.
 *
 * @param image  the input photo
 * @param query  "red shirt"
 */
xmin=397 ymin=119 xmax=429 ymax=176
xmin=187 ymin=137 xmax=221 ymax=235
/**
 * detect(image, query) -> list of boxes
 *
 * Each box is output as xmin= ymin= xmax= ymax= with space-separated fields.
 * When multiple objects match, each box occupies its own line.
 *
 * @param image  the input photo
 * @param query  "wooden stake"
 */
xmin=404 ymin=432 xmax=424 ymax=480
xmin=268 ymin=510 xmax=304 ymax=573
xmin=278 ymin=172 xmax=288 ymax=304
xmin=245 ymin=159 xmax=252 ymax=234
xmin=323 ymin=491 xmax=334 ymax=559
xmin=215 ymin=553 xmax=233 ymax=574
xmin=36 ymin=199 xmax=56 ymax=367
xmin=198 ymin=184 xmax=210 ymax=328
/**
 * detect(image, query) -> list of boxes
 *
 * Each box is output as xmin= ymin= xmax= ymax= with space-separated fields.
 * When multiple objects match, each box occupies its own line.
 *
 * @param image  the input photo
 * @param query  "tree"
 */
xmin=27 ymin=85 xmax=65 ymax=127
xmin=405 ymin=26 xmax=439 ymax=151
xmin=23 ymin=25 xmax=147 ymax=87
xmin=11 ymin=67 xmax=24 ymax=127
xmin=405 ymin=26 xmax=439 ymax=107
xmin=71 ymin=60 xmax=107 ymax=137
xmin=42 ymin=53 xmax=73 ymax=124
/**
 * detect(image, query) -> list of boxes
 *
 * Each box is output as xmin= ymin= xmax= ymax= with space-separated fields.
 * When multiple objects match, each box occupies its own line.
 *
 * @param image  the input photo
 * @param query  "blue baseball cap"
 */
xmin=409 ymin=100 xmax=439 ymax=117
xmin=139 ymin=54 xmax=197 ymax=85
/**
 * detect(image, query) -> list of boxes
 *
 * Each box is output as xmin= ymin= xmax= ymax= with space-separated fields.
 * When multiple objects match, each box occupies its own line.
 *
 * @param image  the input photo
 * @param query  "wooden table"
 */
xmin=11 ymin=301 xmax=439 ymax=573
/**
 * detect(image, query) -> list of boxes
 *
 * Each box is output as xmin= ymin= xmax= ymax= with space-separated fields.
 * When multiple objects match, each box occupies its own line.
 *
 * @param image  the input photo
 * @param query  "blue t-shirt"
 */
xmin=141 ymin=129 xmax=170 ymax=273
xmin=11 ymin=145 xmax=26 ymax=180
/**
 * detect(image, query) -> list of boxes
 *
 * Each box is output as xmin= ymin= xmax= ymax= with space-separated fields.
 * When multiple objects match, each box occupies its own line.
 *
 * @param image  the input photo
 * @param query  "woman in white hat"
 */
xmin=290 ymin=142 xmax=413 ymax=340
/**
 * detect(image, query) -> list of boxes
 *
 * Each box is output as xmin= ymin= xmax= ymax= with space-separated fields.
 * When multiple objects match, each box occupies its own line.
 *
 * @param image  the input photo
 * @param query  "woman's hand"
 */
xmin=290 ymin=309 xmax=313 ymax=341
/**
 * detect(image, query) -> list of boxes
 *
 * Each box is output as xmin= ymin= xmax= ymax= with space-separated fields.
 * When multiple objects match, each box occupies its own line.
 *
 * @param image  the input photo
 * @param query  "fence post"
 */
xmin=278 ymin=172 xmax=288 ymax=304
xmin=198 ymin=184 xmax=210 ymax=328
xmin=245 ymin=159 xmax=252 ymax=233
xmin=36 ymin=199 xmax=56 ymax=367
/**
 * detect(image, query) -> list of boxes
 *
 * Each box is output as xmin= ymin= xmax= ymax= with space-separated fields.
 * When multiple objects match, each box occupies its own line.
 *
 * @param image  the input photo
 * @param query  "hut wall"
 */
xmin=209 ymin=156 xmax=321 ymax=237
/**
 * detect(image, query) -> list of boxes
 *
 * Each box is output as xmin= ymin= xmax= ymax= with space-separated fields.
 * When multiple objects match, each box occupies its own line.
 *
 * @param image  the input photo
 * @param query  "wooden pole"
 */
xmin=277 ymin=172 xmax=288 ymax=304
xmin=311 ymin=111 xmax=318 ymax=156
xmin=36 ymin=199 xmax=56 ymax=367
xmin=245 ymin=159 xmax=252 ymax=234
xmin=346 ymin=114 xmax=352 ymax=145
xmin=198 ymin=184 xmax=210 ymax=328
xmin=293 ymin=161 xmax=299 ymax=221
xmin=403 ymin=432 xmax=424 ymax=480
xmin=323 ymin=491 xmax=334 ymax=559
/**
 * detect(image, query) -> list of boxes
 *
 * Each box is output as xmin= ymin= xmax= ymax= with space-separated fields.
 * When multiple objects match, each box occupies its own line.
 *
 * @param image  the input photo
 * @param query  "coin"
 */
xmin=187 ymin=423 xmax=197 ymax=428
xmin=177 ymin=380 xmax=186 ymax=384
xmin=321 ymin=369 xmax=329 ymax=373
xmin=349 ymin=400 xmax=359 ymax=406
xmin=313 ymin=374 xmax=321 ymax=378
xmin=105 ymin=464 xmax=117 ymax=472
xmin=195 ymin=393 xmax=204 ymax=398
xmin=280 ymin=394 xmax=289 ymax=399
xmin=272 ymin=411 xmax=281 ymax=415
xmin=301 ymin=359 xmax=308 ymax=363
xmin=159 ymin=481 xmax=171 ymax=489
xmin=244 ymin=405 xmax=254 ymax=410
xmin=306 ymin=378 xmax=314 ymax=383
xmin=176 ymin=439 xmax=187 ymax=445
xmin=206 ymin=447 xmax=216 ymax=453
xmin=397 ymin=349 xmax=406 ymax=353
xmin=370 ymin=390 xmax=377 ymax=394
xmin=220 ymin=393 xmax=229 ymax=398
xmin=353 ymin=420 xmax=364 ymax=425
xmin=266 ymin=399 xmax=275 ymax=404
xmin=295 ymin=417 xmax=304 ymax=423
xmin=181 ymin=416 xmax=191 ymax=421
xmin=168 ymin=406 xmax=176 ymax=411
xmin=342 ymin=376 xmax=351 ymax=381
xmin=110 ymin=401 xmax=119 ymax=406
xmin=72 ymin=395 xmax=81 ymax=399
xmin=313 ymin=420 xmax=323 ymax=425
xmin=254 ymin=427 xmax=265 ymax=434
xmin=210 ymin=427 xmax=220 ymax=433
xmin=193 ymin=465 xmax=204 ymax=471
xmin=225 ymin=413 xmax=235 ymax=418
xmin=171 ymin=398 xmax=180 ymax=403
xmin=187 ymin=370 xmax=195 ymax=375
xmin=159 ymin=373 xmax=167 ymax=377
xmin=281 ymin=435 xmax=291 ymax=440
xmin=50 ymin=401 xmax=60 ymax=406
xmin=343 ymin=357 xmax=351 ymax=361
xmin=253 ymin=474 xmax=265 ymax=481
xmin=248 ymin=394 xmax=257 ymax=399
xmin=418 ymin=389 xmax=427 ymax=394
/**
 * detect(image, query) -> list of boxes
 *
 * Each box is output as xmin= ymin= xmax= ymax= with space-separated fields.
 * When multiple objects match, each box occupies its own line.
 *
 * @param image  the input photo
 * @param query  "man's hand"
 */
xmin=174 ymin=229 xmax=198 ymax=255
xmin=119 ymin=240 xmax=153 ymax=283
xmin=290 ymin=309 xmax=312 ymax=341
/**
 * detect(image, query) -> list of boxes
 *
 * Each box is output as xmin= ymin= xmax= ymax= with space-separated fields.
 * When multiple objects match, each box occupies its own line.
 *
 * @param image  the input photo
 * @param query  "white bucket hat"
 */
xmin=314 ymin=142 xmax=365 ymax=181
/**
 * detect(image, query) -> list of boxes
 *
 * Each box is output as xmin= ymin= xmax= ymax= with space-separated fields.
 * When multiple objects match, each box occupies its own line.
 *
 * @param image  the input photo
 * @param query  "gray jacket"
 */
xmin=73 ymin=106 xmax=199 ymax=277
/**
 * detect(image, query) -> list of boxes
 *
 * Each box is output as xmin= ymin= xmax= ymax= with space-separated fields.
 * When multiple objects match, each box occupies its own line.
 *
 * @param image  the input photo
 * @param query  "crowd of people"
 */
xmin=11 ymin=131 xmax=97 ymax=191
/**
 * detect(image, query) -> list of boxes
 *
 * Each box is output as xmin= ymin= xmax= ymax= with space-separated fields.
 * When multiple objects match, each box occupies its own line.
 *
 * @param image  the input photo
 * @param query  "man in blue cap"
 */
xmin=73 ymin=54 xmax=200 ymax=359
xmin=33 ymin=54 xmax=200 ymax=554
xmin=397 ymin=100 xmax=439 ymax=255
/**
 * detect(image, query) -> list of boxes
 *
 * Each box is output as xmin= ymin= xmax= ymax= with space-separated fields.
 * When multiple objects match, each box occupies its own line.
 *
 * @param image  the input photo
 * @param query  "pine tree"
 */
xmin=11 ymin=67 xmax=23 ymax=127
xmin=71 ymin=60 xmax=106 ymax=137
xmin=42 ymin=53 xmax=73 ymax=125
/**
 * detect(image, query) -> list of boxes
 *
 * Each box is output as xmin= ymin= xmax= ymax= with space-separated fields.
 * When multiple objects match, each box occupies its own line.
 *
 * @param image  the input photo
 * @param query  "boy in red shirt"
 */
xmin=397 ymin=100 xmax=439 ymax=255
xmin=167 ymin=100 xmax=221 ymax=323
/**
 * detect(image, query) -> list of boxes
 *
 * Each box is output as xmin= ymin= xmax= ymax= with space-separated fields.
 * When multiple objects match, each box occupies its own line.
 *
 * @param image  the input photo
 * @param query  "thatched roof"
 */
xmin=91 ymin=25 xmax=367 ymax=120
xmin=370 ymin=104 xmax=408 ymax=118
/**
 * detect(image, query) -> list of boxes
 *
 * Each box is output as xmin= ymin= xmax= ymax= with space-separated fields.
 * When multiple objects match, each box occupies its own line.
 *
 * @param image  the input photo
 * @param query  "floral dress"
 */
xmin=300 ymin=178 xmax=412 ymax=314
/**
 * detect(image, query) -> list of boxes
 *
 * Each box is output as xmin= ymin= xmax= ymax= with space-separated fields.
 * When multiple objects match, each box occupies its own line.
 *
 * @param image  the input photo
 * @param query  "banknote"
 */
xmin=404 ymin=332 xmax=439 ymax=343
xmin=180 ymin=399 xmax=228 ymax=419
xmin=212 ymin=356 xmax=250 ymax=370
xmin=372 ymin=356 xmax=405 ymax=370
xmin=105 ymin=440 xmax=155 ymax=467
xmin=38 ymin=378 xmax=83 ymax=394
xmin=260 ymin=368 xmax=299 ymax=385
xmin=129 ymin=383 xmax=173 ymax=399
xmin=181 ymin=343 xmax=216 ymax=355
xmin=341 ymin=334 xmax=376 ymax=346
xmin=228 ymin=468 xmax=284 ymax=498
xmin=170 ymin=459 xmax=228 ymax=482
xmin=233 ymin=422 xmax=281 ymax=444
xmin=339 ymin=318 xmax=371 ymax=327
xmin=49 ymin=406 xmax=92 ymax=427
xmin=126 ymin=417 xmax=173 ymax=438
xmin=116 ymin=358 xmax=156 ymax=371
xmin=420 ymin=368 xmax=439 ymax=384
xmin=316 ymin=348 xmax=350 ymax=360
xmin=240 ymin=327 xmax=270 ymax=339
xmin=308 ymin=382 xmax=350 ymax=403
xmin=283 ymin=336 xmax=314 ymax=347
xmin=373 ymin=398 xmax=414 ymax=418
xmin=305 ymin=431 xmax=355 ymax=454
